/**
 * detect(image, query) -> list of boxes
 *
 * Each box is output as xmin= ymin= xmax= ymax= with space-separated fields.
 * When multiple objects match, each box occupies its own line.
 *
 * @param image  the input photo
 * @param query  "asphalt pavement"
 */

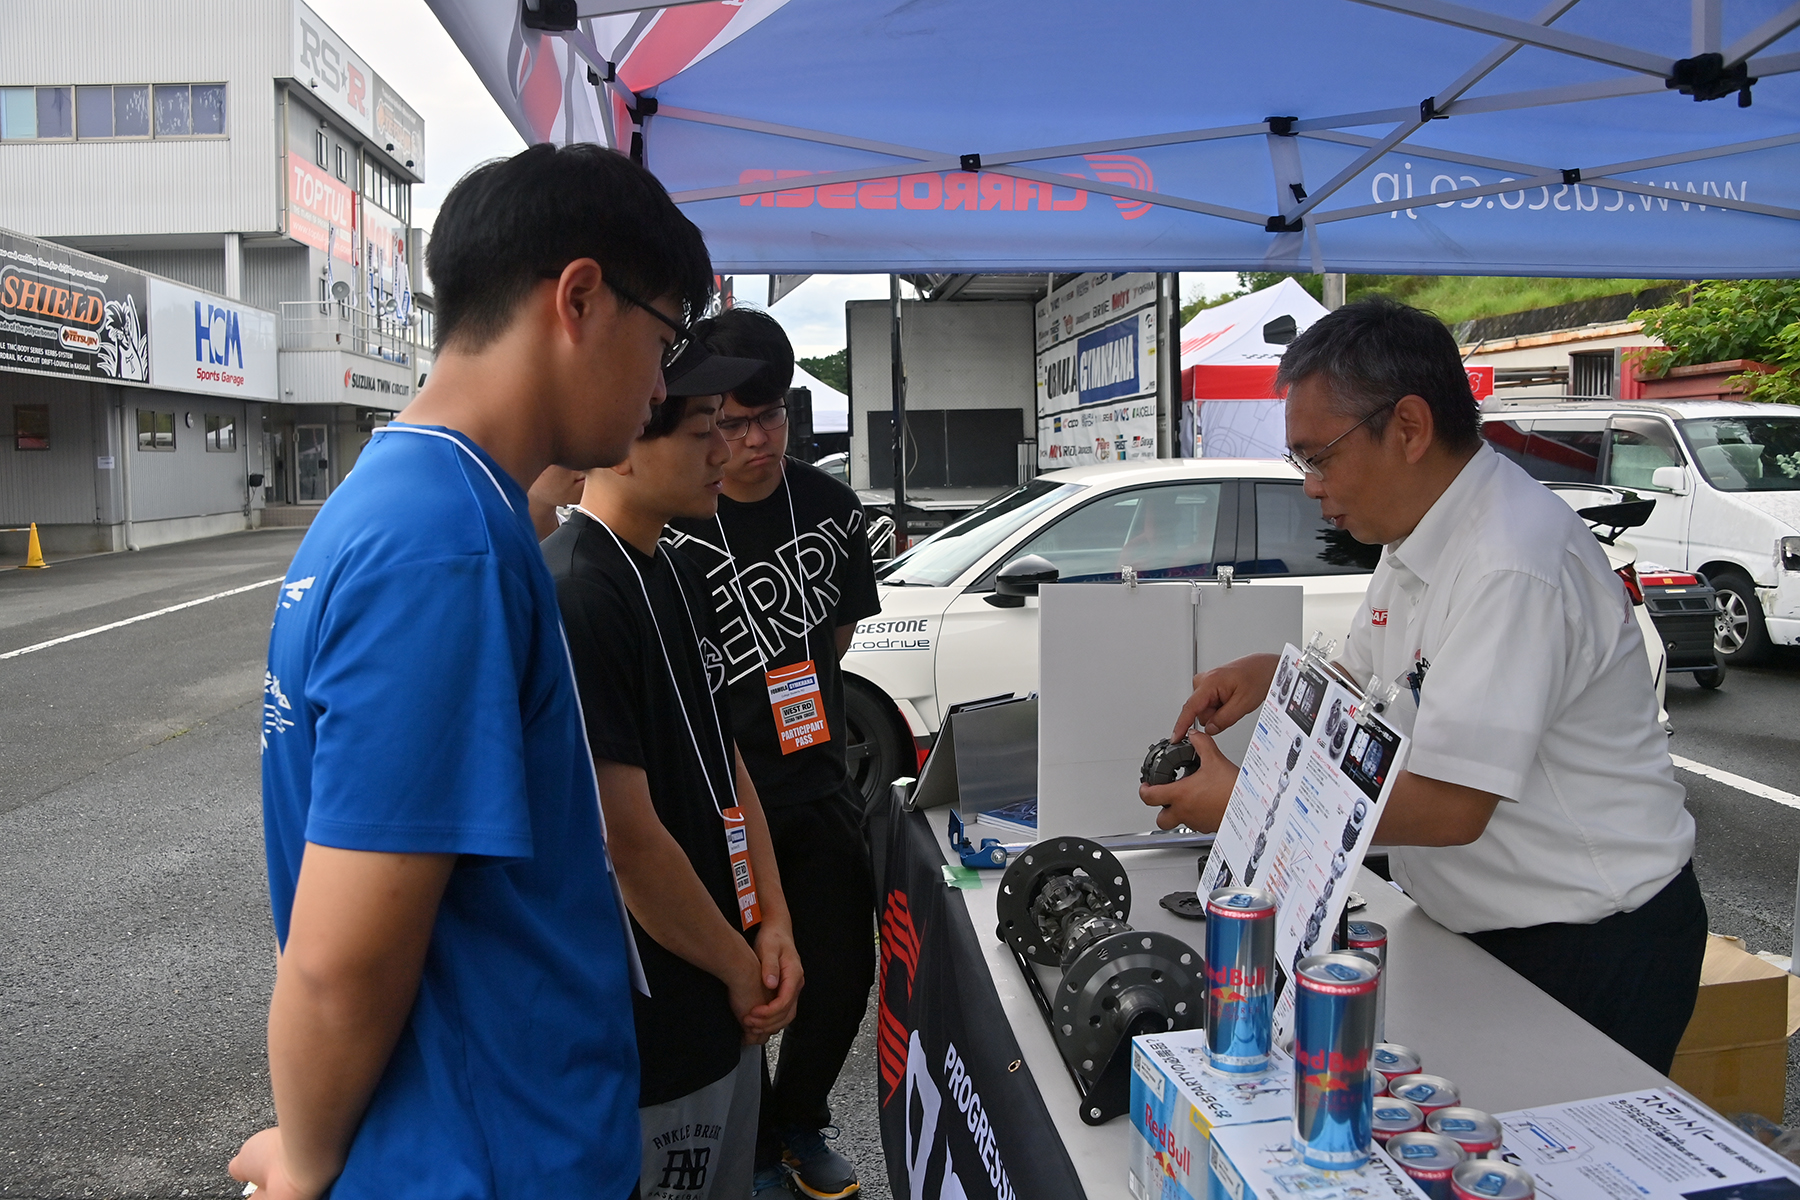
xmin=1 ymin=533 xmax=1795 ymax=1199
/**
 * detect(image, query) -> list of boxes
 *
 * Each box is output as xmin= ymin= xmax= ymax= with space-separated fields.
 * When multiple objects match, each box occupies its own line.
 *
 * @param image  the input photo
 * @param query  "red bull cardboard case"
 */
xmin=1207 ymin=1120 xmax=1430 ymax=1200
xmin=1129 ymin=1029 xmax=1292 ymax=1200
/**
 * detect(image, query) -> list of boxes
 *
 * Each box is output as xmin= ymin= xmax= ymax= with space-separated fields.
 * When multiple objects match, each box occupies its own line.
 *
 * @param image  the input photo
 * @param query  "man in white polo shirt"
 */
xmin=1140 ymin=297 xmax=1704 ymax=1072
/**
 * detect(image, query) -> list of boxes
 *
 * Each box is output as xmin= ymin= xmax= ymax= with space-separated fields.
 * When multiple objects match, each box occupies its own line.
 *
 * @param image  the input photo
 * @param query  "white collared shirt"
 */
xmin=1339 ymin=443 xmax=1694 ymax=933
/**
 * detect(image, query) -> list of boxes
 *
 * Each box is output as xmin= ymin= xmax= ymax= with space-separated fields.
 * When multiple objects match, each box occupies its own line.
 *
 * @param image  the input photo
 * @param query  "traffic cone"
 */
xmin=21 ymin=522 xmax=48 ymax=569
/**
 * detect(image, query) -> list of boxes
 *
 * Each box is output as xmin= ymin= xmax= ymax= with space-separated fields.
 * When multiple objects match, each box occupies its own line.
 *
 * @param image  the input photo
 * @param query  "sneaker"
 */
xmin=753 ymin=1166 xmax=795 ymax=1198
xmin=781 ymin=1127 xmax=859 ymax=1199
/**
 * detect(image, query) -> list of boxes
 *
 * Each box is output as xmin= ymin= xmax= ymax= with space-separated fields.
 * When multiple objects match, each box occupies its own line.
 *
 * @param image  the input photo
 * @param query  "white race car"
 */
xmin=839 ymin=457 xmax=1670 ymax=806
xmin=839 ymin=459 xmax=1377 ymax=803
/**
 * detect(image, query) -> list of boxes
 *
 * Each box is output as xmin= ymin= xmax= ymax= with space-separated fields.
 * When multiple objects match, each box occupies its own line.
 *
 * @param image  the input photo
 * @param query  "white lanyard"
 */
xmin=715 ymin=466 xmax=819 ymax=659
xmin=580 ymin=507 xmax=738 ymax=816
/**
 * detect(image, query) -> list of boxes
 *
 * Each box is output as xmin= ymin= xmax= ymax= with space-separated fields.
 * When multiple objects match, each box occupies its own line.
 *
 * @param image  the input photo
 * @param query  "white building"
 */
xmin=0 ymin=0 xmax=430 ymax=555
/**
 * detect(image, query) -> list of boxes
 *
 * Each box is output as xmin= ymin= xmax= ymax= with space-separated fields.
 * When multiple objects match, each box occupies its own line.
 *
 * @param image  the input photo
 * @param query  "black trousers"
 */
xmin=1467 ymin=861 xmax=1707 ymax=1074
xmin=757 ymin=786 xmax=876 ymax=1167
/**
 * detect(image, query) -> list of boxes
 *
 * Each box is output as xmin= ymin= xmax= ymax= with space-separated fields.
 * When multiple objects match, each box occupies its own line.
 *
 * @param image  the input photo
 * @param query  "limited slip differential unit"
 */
xmin=996 ymin=836 xmax=1205 ymax=1124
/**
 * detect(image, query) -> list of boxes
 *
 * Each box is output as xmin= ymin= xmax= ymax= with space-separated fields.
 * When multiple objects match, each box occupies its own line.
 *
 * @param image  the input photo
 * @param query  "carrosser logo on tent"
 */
xmin=736 ymin=154 xmax=1155 ymax=219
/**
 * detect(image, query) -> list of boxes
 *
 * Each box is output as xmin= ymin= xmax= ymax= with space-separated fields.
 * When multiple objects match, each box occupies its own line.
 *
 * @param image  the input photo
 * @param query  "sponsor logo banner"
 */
xmin=293 ymin=1 xmax=423 ymax=176
xmin=148 ymin=278 xmax=277 ymax=400
xmin=1035 ymin=270 xmax=1157 ymax=354
xmin=1037 ymin=309 xmax=1158 ymax=417
xmin=875 ymin=806 xmax=1081 ymax=1200
xmin=0 ymin=231 xmax=148 ymax=384
xmin=287 ymin=154 xmax=357 ymax=263
xmin=372 ymin=76 xmax=425 ymax=174
xmin=1039 ymin=397 xmax=1159 ymax=470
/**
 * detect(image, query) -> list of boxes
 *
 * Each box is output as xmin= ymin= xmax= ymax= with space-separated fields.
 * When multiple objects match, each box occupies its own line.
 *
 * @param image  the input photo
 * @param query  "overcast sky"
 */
xmin=306 ymin=0 xmax=1239 ymax=358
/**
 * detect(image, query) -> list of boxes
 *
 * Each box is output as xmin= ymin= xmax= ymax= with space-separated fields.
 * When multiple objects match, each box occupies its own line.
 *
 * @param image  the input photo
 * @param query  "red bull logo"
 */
xmin=1142 ymin=1104 xmax=1192 ymax=1177
xmin=1205 ymin=962 xmax=1268 ymax=989
xmin=1296 ymin=1046 xmax=1370 ymax=1075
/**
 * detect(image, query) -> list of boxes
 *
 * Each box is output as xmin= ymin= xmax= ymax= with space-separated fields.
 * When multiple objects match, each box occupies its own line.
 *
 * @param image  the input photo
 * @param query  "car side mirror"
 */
xmin=985 ymin=554 xmax=1060 ymax=608
xmin=1651 ymin=465 xmax=1687 ymax=495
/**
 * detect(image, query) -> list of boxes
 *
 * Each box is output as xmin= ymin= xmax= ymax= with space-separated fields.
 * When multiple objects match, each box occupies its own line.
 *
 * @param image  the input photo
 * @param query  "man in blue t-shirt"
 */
xmin=231 ymin=145 xmax=714 ymax=1200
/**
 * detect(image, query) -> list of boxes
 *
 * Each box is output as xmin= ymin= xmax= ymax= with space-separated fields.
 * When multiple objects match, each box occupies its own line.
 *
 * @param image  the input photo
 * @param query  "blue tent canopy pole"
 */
xmin=427 ymin=0 xmax=1800 ymax=278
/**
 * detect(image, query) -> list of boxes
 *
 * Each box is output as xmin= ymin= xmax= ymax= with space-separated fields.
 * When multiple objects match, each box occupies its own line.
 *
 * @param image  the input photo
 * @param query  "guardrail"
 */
xmin=278 ymin=300 xmax=425 ymax=367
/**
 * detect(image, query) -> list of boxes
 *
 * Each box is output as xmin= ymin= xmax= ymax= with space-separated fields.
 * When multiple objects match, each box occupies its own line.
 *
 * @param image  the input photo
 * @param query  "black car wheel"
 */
xmin=843 ymin=681 xmax=911 ymax=810
xmin=1712 ymin=570 xmax=1771 ymax=667
xmin=1693 ymin=665 xmax=1726 ymax=690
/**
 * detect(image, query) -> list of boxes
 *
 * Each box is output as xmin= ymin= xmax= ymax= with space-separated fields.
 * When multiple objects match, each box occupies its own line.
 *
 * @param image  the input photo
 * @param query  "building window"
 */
xmin=114 ymin=85 xmax=150 ymax=138
xmin=314 ymin=129 xmax=329 ymax=168
xmin=3 ymin=83 xmax=219 ymax=141
xmin=153 ymin=84 xmax=191 ymax=136
xmin=335 ymin=144 xmax=348 ymax=182
xmin=191 ymin=84 xmax=226 ymax=135
xmin=36 ymin=87 xmax=73 ymax=139
xmin=76 ymin=86 xmax=113 ymax=137
xmin=2 ymin=89 xmax=36 ymax=139
xmin=136 ymin=409 xmax=174 ymax=451
xmin=360 ymin=158 xmax=409 ymax=224
xmin=13 ymin=405 xmax=49 ymax=451
xmin=205 ymin=414 xmax=236 ymax=452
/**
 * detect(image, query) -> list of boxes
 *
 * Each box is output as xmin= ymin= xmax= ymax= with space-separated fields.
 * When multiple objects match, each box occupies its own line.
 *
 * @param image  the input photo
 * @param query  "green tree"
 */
xmin=796 ymin=349 xmax=847 ymax=394
xmin=1632 ymin=280 xmax=1800 ymax=404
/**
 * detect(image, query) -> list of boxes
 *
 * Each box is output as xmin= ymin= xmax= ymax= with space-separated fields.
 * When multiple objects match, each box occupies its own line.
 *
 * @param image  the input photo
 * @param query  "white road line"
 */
xmin=1671 ymin=753 xmax=1800 ymax=810
xmin=0 ymin=576 xmax=284 ymax=661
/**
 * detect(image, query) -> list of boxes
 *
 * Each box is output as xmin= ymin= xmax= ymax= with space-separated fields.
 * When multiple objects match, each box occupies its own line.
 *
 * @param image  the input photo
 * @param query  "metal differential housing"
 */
xmin=996 ymin=837 xmax=1204 ymax=1123
xmin=1056 ymin=929 xmax=1205 ymax=1084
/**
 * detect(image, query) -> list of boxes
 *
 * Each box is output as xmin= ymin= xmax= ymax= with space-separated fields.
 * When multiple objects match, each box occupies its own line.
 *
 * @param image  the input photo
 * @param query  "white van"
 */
xmin=1482 ymin=399 xmax=1800 ymax=664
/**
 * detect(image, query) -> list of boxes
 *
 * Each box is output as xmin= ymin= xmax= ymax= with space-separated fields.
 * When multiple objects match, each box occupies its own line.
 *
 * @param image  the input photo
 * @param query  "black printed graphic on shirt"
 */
xmin=666 ymin=460 xmax=882 ymax=809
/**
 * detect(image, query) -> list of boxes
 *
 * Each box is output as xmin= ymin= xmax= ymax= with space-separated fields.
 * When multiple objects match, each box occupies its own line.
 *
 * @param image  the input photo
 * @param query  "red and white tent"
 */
xmin=1179 ymin=280 xmax=1495 ymax=457
xmin=1179 ymin=280 xmax=1327 ymax=458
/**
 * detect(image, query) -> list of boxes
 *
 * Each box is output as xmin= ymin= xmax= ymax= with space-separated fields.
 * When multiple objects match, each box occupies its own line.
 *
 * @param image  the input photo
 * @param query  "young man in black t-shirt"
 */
xmin=665 ymin=309 xmax=882 ymax=1200
xmin=545 ymin=361 xmax=802 ymax=1200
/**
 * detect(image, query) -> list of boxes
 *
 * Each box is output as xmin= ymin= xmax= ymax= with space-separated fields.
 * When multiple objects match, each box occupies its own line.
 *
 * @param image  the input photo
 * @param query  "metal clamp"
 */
xmin=1216 ymin=564 xmax=1235 ymax=589
xmin=1356 ymin=674 xmax=1401 ymax=725
xmin=1121 ymin=565 xmax=1138 ymax=589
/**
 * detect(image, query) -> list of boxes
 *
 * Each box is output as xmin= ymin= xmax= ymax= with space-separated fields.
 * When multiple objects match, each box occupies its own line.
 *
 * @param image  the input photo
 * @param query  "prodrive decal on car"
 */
xmin=852 ymin=617 xmax=935 ymax=653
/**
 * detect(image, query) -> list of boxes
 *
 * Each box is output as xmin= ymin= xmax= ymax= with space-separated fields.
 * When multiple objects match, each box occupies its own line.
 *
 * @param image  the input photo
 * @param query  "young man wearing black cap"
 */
xmin=665 ymin=308 xmax=881 ymax=1200
xmin=544 ymin=345 xmax=803 ymax=1200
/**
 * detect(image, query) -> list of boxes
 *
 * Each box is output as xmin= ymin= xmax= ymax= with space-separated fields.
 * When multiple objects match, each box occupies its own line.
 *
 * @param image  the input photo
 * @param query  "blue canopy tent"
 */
xmin=425 ymin=0 xmax=1800 ymax=277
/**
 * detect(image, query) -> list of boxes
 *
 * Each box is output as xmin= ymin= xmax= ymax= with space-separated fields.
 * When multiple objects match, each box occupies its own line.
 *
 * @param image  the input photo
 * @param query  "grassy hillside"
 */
xmin=1185 ymin=273 xmax=1675 ymax=326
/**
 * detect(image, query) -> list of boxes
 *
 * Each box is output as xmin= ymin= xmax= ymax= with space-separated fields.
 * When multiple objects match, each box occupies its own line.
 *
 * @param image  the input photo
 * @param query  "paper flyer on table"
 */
xmin=1198 ymin=644 xmax=1409 ymax=1041
xmin=1496 ymin=1088 xmax=1800 ymax=1200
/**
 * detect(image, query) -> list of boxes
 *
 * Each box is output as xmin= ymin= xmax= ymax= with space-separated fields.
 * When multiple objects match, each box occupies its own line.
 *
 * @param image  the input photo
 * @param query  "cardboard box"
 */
xmin=1128 ymin=1030 xmax=1291 ymax=1200
xmin=1669 ymin=934 xmax=1791 ymax=1122
xmin=1206 ymin=1120 xmax=1429 ymax=1200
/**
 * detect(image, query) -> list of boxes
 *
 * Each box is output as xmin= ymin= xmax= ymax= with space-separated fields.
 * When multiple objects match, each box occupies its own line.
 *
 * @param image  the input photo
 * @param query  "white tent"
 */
xmin=790 ymin=363 xmax=847 ymax=434
xmin=1178 ymin=280 xmax=1328 ymax=459
xmin=1180 ymin=279 xmax=1329 ymax=375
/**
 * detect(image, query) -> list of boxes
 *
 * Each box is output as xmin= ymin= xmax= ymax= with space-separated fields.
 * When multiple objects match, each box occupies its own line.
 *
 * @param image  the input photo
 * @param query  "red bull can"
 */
xmin=1205 ymin=887 xmax=1276 ymax=1074
xmin=1292 ymin=952 xmax=1380 ymax=1170
xmin=1428 ymin=1108 xmax=1504 ymax=1158
xmin=1450 ymin=1159 xmax=1535 ymax=1200
xmin=1372 ymin=1097 xmax=1425 ymax=1144
xmin=1386 ymin=1073 xmax=1460 ymax=1114
xmin=1346 ymin=920 xmax=1388 ymax=1042
xmin=1373 ymin=1043 xmax=1422 ymax=1085
xmin=1386 ymin=1131 xmax=1467 ymax=1200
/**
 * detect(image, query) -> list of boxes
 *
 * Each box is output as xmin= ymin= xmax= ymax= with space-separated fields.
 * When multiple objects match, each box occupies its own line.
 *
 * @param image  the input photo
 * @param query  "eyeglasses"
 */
xmin=1283 ymin=398 xmax=1400 ymax=478
xmin=606 ymin=281 xmax=694 ymax=371
xmin=717 ymin=406 xmax=787 ymax=442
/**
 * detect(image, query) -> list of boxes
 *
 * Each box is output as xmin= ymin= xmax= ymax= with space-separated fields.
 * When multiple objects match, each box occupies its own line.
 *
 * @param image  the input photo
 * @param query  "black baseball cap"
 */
xmin=663 ymin=338 xmax=766 ymax=398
